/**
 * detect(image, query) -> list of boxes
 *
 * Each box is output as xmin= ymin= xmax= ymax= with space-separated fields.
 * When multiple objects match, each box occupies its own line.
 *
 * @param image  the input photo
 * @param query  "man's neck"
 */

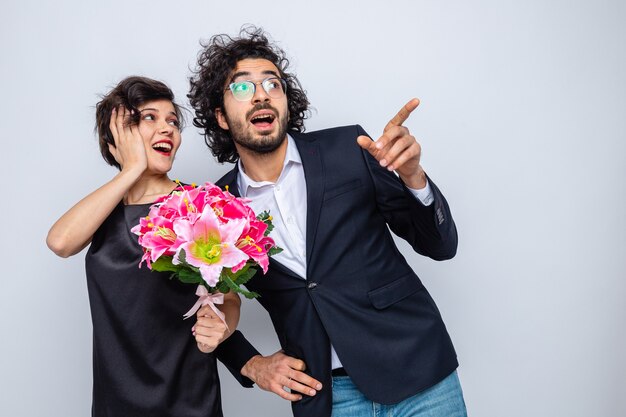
xmin=237 ymin=137 xmax=288 ymax=183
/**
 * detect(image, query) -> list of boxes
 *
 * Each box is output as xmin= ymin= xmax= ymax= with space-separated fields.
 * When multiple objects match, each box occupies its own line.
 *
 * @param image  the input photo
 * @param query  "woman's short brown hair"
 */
xmin=95 ymin=76 xmax=184 ymax=170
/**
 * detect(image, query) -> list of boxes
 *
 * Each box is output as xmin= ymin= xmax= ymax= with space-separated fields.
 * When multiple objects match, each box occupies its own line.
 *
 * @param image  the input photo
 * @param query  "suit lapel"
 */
xmin=291 ymin=131 xmax=324 ymax=270
xmin=220 ymin=166 xmax=241 ymax=196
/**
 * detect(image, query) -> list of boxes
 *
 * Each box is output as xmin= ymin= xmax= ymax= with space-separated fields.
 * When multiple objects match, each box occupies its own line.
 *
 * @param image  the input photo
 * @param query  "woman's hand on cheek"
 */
xmin=108 ymin=105 xmax=148 ymax=174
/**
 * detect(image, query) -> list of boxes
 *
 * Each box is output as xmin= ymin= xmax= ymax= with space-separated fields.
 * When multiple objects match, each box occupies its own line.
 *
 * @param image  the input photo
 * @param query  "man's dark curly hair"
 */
xmin=188 ymin=26 xmax=310 ymax=163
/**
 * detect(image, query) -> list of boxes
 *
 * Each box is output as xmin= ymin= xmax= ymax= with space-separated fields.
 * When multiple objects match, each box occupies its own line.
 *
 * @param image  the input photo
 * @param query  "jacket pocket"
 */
xmin=368 ymin=273 xmax=424 ymax=310
xmin=323 ymin=179 xmax=363 ymax=202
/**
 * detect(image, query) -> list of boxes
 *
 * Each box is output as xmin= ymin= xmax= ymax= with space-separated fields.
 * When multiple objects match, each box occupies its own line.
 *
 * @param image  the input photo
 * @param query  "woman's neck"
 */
xmin=124 ymin=174 xmax=176 ymax=205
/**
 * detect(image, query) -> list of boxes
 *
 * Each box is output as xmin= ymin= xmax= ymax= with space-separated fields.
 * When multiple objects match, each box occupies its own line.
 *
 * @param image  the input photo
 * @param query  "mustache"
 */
xmin=246 ymin=103 xmax=279 ymax=120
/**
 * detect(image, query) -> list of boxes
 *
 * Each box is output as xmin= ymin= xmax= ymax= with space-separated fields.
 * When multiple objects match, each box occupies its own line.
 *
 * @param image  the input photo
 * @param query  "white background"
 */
xmin=1 ymin=1 xmax=625 ymax=416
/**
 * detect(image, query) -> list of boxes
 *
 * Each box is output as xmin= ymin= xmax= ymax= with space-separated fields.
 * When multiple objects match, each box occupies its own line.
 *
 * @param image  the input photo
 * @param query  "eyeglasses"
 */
xmin=226 ymin=77 xmax=287 ymax=102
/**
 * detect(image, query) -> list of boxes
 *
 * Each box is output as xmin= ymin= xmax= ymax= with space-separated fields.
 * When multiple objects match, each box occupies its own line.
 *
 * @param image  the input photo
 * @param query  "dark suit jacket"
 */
xmin=215 ymin=125 xmax=458 ymax=417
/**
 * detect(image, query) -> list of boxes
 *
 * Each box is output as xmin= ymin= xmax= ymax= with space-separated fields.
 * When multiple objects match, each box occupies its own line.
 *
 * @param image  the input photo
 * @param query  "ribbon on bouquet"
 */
xmin=183 ymin=285 xmax=228 ymax=330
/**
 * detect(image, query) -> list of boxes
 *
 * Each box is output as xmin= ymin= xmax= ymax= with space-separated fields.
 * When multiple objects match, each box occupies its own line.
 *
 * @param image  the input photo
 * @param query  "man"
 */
xmin=196 ymin=27 xmax=467 ymax=417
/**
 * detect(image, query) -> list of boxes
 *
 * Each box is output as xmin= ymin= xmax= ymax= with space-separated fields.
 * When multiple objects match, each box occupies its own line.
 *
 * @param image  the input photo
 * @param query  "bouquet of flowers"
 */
xmin=131 ymin=181 xmax=281 ymax=324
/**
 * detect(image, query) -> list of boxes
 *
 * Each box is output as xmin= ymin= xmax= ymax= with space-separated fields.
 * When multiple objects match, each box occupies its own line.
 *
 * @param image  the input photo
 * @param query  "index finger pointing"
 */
xmin=383 ymin=98 xmax=420 ymax=132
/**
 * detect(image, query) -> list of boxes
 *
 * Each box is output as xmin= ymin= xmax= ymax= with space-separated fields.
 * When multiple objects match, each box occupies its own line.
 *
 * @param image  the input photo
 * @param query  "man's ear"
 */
xmin=216 ymin=108 xmax=229 ymax=130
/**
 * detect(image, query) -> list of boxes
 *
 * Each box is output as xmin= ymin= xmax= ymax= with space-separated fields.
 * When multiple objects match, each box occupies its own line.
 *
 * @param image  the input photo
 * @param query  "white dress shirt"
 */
xmin=237 ymin=134 xmax=433 ymax=370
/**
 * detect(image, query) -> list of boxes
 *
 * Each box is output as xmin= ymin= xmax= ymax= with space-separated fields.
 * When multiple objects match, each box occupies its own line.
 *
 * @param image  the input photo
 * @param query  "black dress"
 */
xmin=85 ymin=202 xmax=223 ymax=417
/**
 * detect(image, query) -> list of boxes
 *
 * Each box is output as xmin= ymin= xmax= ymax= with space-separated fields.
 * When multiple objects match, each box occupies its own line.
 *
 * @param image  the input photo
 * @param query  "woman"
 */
xmin=47 ymin=76 xmax=238 ymax=416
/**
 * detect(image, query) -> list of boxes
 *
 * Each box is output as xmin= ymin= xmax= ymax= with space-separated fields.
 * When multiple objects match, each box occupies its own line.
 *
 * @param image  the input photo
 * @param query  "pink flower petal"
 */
xmin=219 ymin=244 xmax=249 ymax=268
xmin=199 ymin=264 xmax=222 ymax=287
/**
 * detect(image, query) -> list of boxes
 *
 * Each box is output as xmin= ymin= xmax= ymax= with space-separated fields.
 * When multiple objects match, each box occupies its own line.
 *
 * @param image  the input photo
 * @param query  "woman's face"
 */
xmin=136 ymin=99 xmax=181 ymax=174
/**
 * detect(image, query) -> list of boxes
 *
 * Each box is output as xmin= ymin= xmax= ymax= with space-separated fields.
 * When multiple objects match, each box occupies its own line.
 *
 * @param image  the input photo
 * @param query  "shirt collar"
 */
xmin=237 ymin=134 xmax=301 ymax=197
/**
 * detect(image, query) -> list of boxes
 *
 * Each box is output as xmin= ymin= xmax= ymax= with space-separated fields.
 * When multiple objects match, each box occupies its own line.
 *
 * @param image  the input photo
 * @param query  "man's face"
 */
xmin=216 ymin=58 xmax=289 ymax=155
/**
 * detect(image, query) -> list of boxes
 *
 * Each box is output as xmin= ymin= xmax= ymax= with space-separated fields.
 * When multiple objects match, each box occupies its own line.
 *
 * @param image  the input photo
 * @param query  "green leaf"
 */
xmin=256 ymin=210 xmax=270 ymax=220
xmin=178 ymin=249 xmax=188 ymax=264
xmin=151 ymin=256 xmax=180 ymax=273
xmin=222 ymin=262 xmax=257 ymax=285
xmin=257 ymin=210 xmax=276 ymax=235
xmin=232 ymin=266 xmax=259 ymax=285
xmin=221 ymin=274 xmax=259 ymax=299
xmin=176 ymin=268 xmax=203 ymax=285
xmin=268 ymin=246 xmax=283 ymax=256
xmin=216 ymin=281 xmax=231 ymax=294
xmin=169 ymin=250 xmax=201 ymax=273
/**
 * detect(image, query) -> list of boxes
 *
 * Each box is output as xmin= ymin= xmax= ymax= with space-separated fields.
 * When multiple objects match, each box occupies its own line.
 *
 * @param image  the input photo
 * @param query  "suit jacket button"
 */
xmin=307 ymin=282 xmax=318 ymax=290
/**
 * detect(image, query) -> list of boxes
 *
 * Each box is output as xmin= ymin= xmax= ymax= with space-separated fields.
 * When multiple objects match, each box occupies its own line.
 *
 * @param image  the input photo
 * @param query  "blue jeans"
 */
xmin=331 ymin=371 xmax=467 ymax=417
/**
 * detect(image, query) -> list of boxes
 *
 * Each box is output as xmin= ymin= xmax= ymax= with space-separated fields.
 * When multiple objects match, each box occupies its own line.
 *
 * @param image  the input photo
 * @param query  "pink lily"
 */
xmin=132 ymin=214 xmax=178 ymax=267
xmin=172 ymin=205 xmax=249 ymax=287
xmin=236 ymin=219 xmax=274 ymax=273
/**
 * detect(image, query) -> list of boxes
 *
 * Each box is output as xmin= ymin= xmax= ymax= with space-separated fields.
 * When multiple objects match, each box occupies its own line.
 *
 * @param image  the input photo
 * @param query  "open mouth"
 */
xmin=152 ymin=141 xmax=173 ymax=155
xmin=250 ymin=113 xmax=276 ymax=129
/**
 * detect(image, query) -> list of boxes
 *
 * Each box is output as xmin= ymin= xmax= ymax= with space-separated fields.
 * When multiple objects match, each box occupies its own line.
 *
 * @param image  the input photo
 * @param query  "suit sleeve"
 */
xmin=357 ymin=124 xmax=458 ymax=260
xmin=213 ymin=330 xmax=260 ymax=387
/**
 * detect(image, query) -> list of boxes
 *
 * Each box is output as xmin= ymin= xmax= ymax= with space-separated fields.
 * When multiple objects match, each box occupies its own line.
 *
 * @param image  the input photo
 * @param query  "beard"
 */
xmin=224 ymin=103 xmax=288 ymax=155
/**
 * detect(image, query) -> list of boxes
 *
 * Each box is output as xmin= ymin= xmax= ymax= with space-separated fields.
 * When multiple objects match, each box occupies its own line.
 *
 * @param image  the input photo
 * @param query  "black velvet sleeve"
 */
xmin=214 ymin=330 xmax=260 ymax=387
